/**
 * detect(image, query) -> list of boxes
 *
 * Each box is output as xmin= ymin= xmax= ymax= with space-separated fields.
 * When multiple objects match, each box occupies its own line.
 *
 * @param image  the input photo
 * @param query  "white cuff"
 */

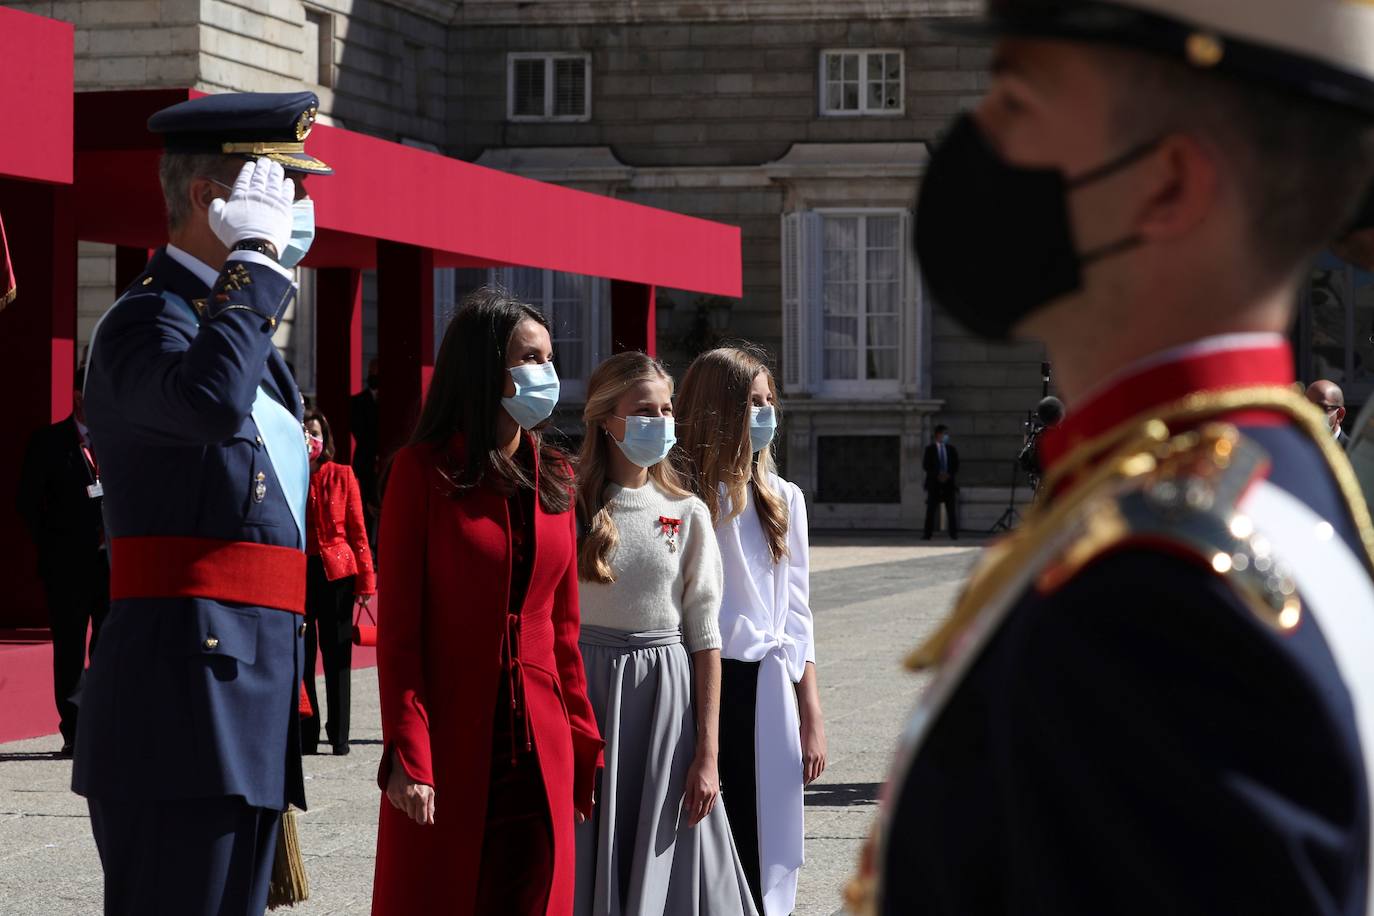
xmin=227 ymin=249 xmax=295 ymax=282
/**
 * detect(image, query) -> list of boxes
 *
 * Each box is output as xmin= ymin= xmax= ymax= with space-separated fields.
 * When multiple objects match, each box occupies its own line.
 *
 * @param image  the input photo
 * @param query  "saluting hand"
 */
xmin=208 ymin=158 xmax=295 ymax=257
xmin=385 ymin=750 xmax=436 ymax=826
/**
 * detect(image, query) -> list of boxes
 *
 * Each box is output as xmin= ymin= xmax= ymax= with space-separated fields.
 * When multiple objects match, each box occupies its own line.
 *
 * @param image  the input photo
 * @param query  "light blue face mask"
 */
xmin=279 ymin=198 xmax=315 ymax=269
xmin=750 ymin=405 xmax=777 ymax=453
xmin=613 ymin=416 xmax=676 ymax=468
xmin=502 ymin=362 xmax=560 ymax=429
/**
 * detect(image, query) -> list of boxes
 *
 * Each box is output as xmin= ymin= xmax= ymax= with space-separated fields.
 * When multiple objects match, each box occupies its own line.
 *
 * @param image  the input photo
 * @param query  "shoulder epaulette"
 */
xmin=1036 ymin=424 xmax=1302 ymax=632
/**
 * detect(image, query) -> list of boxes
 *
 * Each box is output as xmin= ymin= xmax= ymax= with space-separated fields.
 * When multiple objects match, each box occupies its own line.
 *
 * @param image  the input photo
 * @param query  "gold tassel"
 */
xmin=267 ymin=807 xmax=310 ymax=910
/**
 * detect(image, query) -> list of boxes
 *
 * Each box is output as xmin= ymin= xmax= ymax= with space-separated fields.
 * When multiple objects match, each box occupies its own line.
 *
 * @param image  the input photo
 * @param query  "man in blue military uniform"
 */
xmin=75 ymin=91 xmax=331 ymax=915
xmin=847 ymin=2 xmax=1374 ymax=914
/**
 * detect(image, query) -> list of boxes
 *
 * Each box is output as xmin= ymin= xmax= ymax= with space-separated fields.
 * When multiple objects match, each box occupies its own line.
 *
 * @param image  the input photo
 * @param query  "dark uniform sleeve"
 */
xmin=93 ymin=258 xmax=295 ymax=446
xmin=15 ymin=426 xmax=50 ymax=544
xmin=994 ymin=549 xmax=1366 ymax=916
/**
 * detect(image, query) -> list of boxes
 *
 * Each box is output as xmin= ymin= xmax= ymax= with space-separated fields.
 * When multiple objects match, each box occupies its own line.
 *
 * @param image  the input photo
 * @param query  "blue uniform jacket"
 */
xmin=881 ymin=422 xmax=1370 ymax=915
xmin=73 ymin=248 xmax=308 ymax=812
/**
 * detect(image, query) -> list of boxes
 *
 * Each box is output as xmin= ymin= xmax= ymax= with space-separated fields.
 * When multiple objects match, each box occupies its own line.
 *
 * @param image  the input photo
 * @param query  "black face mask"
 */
xmin=367 ymin=375 xmax=379 ymax=391
xmin=914 ymin=114 xmax=1159 ymax=340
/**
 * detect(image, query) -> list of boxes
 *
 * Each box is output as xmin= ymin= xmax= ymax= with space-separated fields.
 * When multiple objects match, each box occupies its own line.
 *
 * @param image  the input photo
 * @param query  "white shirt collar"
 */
xmin=165 ymin=244 xmax=221 ymax=291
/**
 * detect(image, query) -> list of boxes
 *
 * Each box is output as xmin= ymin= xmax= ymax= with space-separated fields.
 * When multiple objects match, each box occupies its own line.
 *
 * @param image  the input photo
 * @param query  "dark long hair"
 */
xmin=409 ymin=286 xmax=572 ymax=513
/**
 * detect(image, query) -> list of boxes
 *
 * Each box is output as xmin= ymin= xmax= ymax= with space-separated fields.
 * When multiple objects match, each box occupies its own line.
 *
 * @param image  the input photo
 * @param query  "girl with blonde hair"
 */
xmin=674 ymin=346 xmax=827 ymax=916
xmin=574 ymin=350 xmax=757 ymax=916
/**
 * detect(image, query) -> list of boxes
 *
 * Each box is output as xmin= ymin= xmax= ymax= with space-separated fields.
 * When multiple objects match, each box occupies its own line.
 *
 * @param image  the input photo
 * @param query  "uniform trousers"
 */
xmin=44 ymin=551 xmax=110 ymax=747
xmin=923 ymin=482 xmax=959 ymax=539
xmin=301 ymin=557 xmax=354 ymax=753
xmin=719 ymin=658 xmax=765 ymax=914
xmin=88 ymin=795 xmax=279 ymax=916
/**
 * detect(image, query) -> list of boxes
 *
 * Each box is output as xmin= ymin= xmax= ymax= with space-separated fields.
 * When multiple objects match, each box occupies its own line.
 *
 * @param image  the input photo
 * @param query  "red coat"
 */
xmin=371 ymin=437 xmax=603 ymax=916
xmin=306 ymin=460 xmax=376 ymax=594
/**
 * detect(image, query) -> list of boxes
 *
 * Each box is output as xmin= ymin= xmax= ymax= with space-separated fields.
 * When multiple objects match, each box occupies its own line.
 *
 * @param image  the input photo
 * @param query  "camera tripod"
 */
xmin=989 ymin=456 xmax=1023 ymax=533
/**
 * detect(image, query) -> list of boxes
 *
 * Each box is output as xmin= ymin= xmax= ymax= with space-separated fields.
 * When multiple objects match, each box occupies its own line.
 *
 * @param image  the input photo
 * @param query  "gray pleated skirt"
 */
xmin=575 ymin=626 xmax=759 ymax=916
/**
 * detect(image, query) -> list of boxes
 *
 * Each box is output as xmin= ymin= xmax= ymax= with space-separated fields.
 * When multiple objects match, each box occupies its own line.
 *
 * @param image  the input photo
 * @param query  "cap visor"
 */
xmin=266 ymin=151 xmax=333 ymax=175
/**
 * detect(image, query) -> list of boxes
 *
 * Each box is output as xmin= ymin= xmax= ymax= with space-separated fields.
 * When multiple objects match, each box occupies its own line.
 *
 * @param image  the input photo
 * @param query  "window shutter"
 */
xmin=801 ymin=211 xmax=825 ymax=391
xmin=781 ymin=212 xmax=806 ymax=393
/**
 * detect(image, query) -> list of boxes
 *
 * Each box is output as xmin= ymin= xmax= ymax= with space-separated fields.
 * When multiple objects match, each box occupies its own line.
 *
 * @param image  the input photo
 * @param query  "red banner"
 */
xmin=0 ymin=210 xmax=13 ymax=310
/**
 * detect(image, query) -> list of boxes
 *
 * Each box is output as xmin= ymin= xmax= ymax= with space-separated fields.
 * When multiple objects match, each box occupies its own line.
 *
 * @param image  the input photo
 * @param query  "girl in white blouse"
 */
xmin=674 ymin=346 xmax=827 ymax=916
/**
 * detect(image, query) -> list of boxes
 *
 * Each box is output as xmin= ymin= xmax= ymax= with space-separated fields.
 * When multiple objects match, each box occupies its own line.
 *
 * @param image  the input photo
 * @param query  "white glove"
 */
xmin=208 ymin=159 xmax=295 ymax=257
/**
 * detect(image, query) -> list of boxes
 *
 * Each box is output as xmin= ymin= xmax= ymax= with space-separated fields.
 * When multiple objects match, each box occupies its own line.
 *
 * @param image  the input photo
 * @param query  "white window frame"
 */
xmin=818 ymin=49 xmax=905 ymax=117
xmin=507 ymin=52 xmax=593 ymax=123
xmin=489 ymin=267 xmax=606 ymax=402
xmin=782 ymin=208 xmax=916 ymax=399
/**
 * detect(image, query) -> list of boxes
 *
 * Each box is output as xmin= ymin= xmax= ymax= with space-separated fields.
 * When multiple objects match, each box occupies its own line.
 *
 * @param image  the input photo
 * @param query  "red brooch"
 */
xmin=659 ymin=516 xmax=682 ymax=553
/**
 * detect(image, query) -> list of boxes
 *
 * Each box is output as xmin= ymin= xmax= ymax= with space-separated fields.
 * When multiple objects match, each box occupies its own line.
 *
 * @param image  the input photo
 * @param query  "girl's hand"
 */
xmin=683 ymin=752 xmax=719 ymax=826
xmin=357 ymin=594 xmax=374 ymax=608
xmin=385 ymin=750 xmax=436 ymax=825
xmin=801 ymin=713 xmax=828 ymax=786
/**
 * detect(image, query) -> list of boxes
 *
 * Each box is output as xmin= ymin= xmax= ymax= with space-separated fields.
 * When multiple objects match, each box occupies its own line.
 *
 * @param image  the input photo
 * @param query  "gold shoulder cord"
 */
xmin=906 ymin=385 xmax=1374 ymax=672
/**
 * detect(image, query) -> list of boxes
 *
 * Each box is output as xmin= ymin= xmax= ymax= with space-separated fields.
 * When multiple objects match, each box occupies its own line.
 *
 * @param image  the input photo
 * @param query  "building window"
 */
xmin=820 ymin=50 xmax=903 ymax=116
xmin=303 ymin=8 xmax=334 ymax=88
xmin=491 ymin=267 xmax=605 ymax=400
xmin=508 ymin=53 xmax=592 ymax=122
xmin=781 ymin=209 xmax=913 ymax=397
xmin=816 ymin=435 xmax=901 ymax=503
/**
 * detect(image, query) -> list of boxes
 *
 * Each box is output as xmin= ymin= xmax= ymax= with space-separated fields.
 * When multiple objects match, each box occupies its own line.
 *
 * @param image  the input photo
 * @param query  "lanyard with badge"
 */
xmin=80 ymin=439 xmax=103 ymax=499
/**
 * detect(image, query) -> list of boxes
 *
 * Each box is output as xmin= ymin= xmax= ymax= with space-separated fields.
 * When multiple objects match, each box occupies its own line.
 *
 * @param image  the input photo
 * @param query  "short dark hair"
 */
xmin=158 ymin=152 xmax=245 ymax=233
xmin=934 ymin=424 xmax=949 ymax=435
xmin=303 ymin=406 xmax=336 ymax=462
xmin=1097 ymin=47 xmax=1374 ymax=283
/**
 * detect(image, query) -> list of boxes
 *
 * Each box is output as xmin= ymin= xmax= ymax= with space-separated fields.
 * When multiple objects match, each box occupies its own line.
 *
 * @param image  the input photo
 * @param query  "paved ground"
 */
xmin=0 ymin=535 xmax=979 ymax=915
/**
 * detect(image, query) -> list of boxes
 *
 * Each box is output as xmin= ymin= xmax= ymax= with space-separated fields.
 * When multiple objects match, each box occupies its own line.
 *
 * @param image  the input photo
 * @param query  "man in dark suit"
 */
xmin=16 ymin=364 xmax=110 ymax=757
xmin=922 ymin=424 xmax=959 ymax=540
xmin=75 ymin=92 xmax=331 ymax=915
xmin=350 ymin=358 xmax=379 ymax=542
xmin=1306 ymin=379 xmax=1350 ymax=449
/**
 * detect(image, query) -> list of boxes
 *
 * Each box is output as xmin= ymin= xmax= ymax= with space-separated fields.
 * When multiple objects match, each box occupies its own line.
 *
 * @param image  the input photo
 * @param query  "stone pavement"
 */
xmin=0 ymin=535 xmax=979 ymax=915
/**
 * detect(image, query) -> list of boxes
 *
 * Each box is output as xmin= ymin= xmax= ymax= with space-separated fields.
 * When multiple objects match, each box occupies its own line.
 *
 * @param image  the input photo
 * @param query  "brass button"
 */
xmin=298 ymin=622 xmax=307 ymax=637
xmin=255 ymin=435 xmax=263 ymax=446
xmin=141 ymin=276 xmax=153 ymax=286
xmin=203 ymin=636 xmax=220 ymax=650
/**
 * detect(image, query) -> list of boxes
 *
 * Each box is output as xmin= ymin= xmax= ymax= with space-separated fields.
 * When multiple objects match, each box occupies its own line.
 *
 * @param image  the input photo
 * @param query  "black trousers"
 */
xmin=44 ymin=553 xmax=110 ymax=746
xmin=88 ymin=795 xmax=279 ymax=916
xmin=301 ymin=557 xmax=354 ymax=753
xmin=719 ymin=658 xmax=765 ymax=914
xmin=923 ymin=482 xmax=959 ymax=538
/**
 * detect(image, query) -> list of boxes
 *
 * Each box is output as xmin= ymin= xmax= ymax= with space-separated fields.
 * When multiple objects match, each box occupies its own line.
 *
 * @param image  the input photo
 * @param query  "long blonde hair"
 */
xmin=673 ymin=346 xmax=789 ymax=562
xmin=577 ymin=351 xmax=691 ymax=583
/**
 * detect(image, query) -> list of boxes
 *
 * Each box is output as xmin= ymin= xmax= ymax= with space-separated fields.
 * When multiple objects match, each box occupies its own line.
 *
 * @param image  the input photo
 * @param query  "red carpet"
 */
xmin=0 ymin=625 xmax=378 ymax=745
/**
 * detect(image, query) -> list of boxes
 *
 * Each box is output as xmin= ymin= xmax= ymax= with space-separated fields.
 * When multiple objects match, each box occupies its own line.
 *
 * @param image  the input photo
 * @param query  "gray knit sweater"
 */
xmin=578 ymin=480 xmax=724 ymax=653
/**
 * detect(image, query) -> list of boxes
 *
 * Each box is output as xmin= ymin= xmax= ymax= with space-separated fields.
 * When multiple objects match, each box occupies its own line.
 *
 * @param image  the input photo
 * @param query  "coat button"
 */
xmin=203 ymin=636 xmax=220 ymax=650
xmin=298 ymin=622 xmax=307 ymax=637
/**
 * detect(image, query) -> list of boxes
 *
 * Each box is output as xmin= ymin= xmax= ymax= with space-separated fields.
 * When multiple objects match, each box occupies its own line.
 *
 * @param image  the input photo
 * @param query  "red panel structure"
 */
xmin=0 ymin=8 xmax=73 ymax=185
xmin=378 ymin=242 xmax=436 ymax=461
xmin=315 ymin=268 xmax=365 ymax=461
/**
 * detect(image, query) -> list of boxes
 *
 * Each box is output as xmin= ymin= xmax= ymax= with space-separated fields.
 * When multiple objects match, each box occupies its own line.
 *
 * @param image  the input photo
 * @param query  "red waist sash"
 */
xmin=110 ymin=536 xmax=306 ymax=615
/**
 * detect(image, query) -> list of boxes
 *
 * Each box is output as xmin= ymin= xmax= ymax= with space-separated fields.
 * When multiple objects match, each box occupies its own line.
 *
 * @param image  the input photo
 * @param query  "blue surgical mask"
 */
xmin=502 ymin=362 xmax=560 ymax=429
xmin=613 ymin=416 xmax=676 ymax=468
xmin=279 ymin=198 xmax=315 ymax=269
xmin=750 ymin=405 xmax=777 ymax=453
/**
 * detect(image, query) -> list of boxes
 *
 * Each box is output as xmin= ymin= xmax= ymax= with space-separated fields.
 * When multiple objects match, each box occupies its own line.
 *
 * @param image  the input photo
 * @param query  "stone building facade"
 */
xmin=14 ymin=0 xmax=1048 ymax=530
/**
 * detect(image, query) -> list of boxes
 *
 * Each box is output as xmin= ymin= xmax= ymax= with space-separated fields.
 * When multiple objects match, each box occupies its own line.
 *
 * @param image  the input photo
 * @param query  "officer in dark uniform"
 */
xmin=847 ymin=3 xmax=1374 ymax=914
xmin=74 ymin=91 xmax=331 ymax=915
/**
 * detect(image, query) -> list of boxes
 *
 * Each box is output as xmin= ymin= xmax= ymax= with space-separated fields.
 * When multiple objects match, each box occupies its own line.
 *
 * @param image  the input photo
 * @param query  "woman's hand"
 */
xmin=800 ymin=711 xmax=828 ymax=786
xmin=357 ymin=593 xmax=374 ymax=609
xmin=683 ymin=751 xmax=719 ymax=826
xmin=385 ymin=750 xmax=435 ymax=826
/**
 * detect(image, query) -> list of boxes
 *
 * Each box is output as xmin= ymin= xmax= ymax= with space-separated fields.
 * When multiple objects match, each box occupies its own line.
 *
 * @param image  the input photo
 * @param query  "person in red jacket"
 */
xmin=371 ymin=287 xmax=603 ymax=916
xmin=302 ymin=406 xmax=375 ymax=755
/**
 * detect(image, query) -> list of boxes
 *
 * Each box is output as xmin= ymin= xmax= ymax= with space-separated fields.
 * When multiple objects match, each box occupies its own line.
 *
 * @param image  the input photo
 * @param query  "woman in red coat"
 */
xmin=301 ymin=407 xmax=375 ymax=755
xmin=372 ymin=287 xmax=603 ymax=916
